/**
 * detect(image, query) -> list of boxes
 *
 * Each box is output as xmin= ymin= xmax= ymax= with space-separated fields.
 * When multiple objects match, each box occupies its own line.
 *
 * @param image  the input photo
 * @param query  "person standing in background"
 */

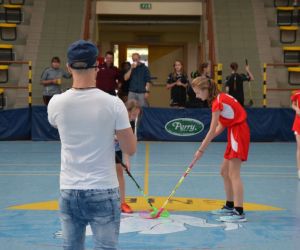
xmin=96 ymin=51 xmax=120 ymax=96
xmin=124 ymin=53 xmax=151 ymax=107
xmin=118 ymin=61 xmax=131 ymax=103
xmin=166 ymin=60 xmax=188 ymax=108
xmin=40 ymin=57 xmax=72 ymax=105
xmin=225 ymin=62 xmax=254 ymax=107
xmin=187 ymin=63 xmax=210 ymax=108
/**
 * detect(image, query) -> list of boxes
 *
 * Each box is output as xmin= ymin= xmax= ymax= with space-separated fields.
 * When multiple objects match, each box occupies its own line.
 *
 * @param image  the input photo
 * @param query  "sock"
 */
xmin=234 ymin=207 xmax=244 ymax=215
xmin=225 ymin=201 xmax=234 ymax=209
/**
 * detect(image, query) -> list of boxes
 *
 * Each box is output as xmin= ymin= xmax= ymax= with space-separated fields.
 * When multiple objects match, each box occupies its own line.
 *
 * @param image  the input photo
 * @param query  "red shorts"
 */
xmin=292 ymin=115 xmax=300 ymax=135
xmin=224 ymin=121 xmax=250 ymax=162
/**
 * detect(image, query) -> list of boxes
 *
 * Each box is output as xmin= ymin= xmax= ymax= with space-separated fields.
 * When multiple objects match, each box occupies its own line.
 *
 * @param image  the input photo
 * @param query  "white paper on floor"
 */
xmin=88 ymin=213 xmax=241 ymax=235
xmin=55 ymin=213 xmax=242 ymax=237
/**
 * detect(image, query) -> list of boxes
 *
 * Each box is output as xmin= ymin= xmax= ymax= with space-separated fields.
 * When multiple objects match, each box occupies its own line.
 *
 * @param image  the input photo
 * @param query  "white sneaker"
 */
xmin=218 ymin=209 xmax=247 ymax=223
xmin=211 ymin=206 xmax=234 ymax=215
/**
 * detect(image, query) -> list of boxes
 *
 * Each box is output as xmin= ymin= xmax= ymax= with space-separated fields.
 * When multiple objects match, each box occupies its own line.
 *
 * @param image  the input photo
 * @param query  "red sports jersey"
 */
xmin=212 ymin=93 xmax=247 ymax=127
xmin=291 ymin=90 xmax=300 ymax=134
xmin=212 ymin=93 xmax=250 ymax=161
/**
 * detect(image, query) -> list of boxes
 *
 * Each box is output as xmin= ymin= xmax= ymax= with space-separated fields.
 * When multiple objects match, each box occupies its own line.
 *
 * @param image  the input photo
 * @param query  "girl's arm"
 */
xmin=214 ymin=122 xmax=225 ymax=137
xmin=245 ymin=65 xmax=255 ymax=81
xmin=166 ymin=82 xmax=177 ymax=89
xmin=292 ymin=101 xmax=298 ymax=111
xmin=178 ymin=75 xmax=189 ymax=88
xmin=177 ymin=81 xmax=188 ymax=88
xmin=292 ymin=101 xmax=300 ymax=115
xmin=194 ymin=111 xmax=220 ymax=159
xmin=166 ymin=75 xmax=177 ymax=89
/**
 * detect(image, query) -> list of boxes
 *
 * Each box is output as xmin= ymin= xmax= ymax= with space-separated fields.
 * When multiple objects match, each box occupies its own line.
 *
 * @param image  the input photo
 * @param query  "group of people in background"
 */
xmin=96 ymin=51 xmax=151 ymax=108
xmin=166 ymin=60 xmax=254 ymax=108
xmin=40 ymin=51 xmax=151 ymax=108
xmin=40 ymin=53 xmax=255 ymax=109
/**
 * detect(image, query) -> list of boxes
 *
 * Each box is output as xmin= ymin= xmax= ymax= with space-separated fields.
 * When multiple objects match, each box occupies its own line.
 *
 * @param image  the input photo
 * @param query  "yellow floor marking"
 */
xmin=144 ymin=143 xmax=150 ymax=195
xmin=8 ymin=196 xmax=283 ymax=211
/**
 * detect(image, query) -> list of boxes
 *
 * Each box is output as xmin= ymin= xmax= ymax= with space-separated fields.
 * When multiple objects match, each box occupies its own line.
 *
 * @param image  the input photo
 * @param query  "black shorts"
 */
xmin=43 ymin=95 xmax=53 ymax=106
xmin=115 ymin=150 xmax=122 ymax=164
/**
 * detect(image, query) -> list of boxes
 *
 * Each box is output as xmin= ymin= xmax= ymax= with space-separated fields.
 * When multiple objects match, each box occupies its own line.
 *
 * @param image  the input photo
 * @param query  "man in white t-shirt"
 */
xmin=48 ymin=40 xmax=136 ymax=250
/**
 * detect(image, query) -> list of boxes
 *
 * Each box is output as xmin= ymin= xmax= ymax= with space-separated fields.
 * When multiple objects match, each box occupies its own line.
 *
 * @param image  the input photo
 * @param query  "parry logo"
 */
xmin=165 ymin=118 xmax=204 ymax=136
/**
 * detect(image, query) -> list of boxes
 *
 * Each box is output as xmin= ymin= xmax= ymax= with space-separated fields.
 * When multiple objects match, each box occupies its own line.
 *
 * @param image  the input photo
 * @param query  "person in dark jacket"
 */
xmin=124 ymin=53 xmax=151 ymax=107
xmin=225 ymin=62 xmax=254 ymax=107
xmin=166 ymin=60 xmax=188 ymax=107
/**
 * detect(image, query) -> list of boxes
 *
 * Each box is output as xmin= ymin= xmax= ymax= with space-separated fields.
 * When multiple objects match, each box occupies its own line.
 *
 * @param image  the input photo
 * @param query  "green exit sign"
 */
xmin=140 ymin=3 xmax=152 ymax=10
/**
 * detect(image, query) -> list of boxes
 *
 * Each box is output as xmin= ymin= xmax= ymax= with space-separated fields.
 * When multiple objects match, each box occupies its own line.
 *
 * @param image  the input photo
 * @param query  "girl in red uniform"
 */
xmin=291 ymin=90 xmax=300 ymax=180
xmin=192 ymin=76 xmax=250 ymax=222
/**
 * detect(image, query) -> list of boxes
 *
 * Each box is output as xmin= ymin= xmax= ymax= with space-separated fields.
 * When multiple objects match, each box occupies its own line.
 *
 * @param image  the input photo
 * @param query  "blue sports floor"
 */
xmin=0 ymin=141 xmax=299 ymax=250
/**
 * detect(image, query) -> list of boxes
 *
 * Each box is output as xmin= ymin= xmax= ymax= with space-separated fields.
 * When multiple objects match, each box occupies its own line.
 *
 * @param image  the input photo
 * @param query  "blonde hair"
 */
xmin=191 ymin=76 xmax=220 ymax=106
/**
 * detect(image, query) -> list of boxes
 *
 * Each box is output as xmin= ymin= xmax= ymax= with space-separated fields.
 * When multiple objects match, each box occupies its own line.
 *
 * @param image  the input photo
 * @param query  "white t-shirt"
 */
xmin=47 ymin=88 xmax=131 ymax=190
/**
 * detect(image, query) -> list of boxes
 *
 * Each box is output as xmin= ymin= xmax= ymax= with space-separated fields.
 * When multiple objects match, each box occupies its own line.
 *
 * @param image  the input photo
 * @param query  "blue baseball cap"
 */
xmin=67 ymin=40 xmax=98 ymax=69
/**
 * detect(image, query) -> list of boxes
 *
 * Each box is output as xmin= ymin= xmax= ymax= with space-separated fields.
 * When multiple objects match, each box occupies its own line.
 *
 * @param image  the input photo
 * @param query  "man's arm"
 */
xmin=124 ymin=68 xmax=132 ymax=81
xmin=47 ymin=97 xmax=58 ymax=128
xmin=40 ymin=69 xmax=60 ymax=85
xmin=144 ymin=66 xmax=151 ymax=93
xmin=41 ymin=79 xmax=58 ymax=85
xmin=116 ymin=128 xmax=136 ymax=156
xmin=124 ymin=63 xmax=137 ymax=81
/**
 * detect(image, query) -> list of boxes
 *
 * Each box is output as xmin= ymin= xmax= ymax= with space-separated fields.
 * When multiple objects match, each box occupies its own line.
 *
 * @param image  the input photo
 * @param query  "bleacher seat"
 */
xmin=277 ymin=7 xmax=295 ymax=26
xmin=288 ymin=67 xmax=300 ymax=84
xmin=0 ymin=23 xmax=16 ymax=40
xmin=273 ymin=0 xmax=293 ymax=7
xmin=9 ymin=0 xmax=25 ymax=5
xmin=274 ymin=0 xmax=291 ymax=7
xmin=279 ymin=26 xmax=298 ymax=43
xmin=3 ymin=4 xmax=22 ymax=24
xmin=0 ymin=44 xmax=13 ymax=61
xmin=283 ymin=46 xmax=300 ymax=62
xmin=0 ymin=64 xmax=8 ymax=83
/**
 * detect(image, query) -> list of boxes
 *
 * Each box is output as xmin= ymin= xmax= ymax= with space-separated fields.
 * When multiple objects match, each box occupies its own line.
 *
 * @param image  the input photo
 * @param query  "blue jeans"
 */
xmin=59 ymin=188 xmax=121 ymax=250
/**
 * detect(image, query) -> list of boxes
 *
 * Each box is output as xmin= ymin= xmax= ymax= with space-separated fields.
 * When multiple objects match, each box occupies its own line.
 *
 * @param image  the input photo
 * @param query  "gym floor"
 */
xmin=0 ymin=141 xmax=299 ymax=250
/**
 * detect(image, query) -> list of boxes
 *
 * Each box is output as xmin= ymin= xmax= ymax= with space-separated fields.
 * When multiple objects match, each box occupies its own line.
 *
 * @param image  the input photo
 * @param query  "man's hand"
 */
xmin=132 ymin=62 xmax=138 ymax=69
xmin=54 ymin=79 xmax=61 ymax=85
xmin=124 ymin=160 xmax=131 ymax=171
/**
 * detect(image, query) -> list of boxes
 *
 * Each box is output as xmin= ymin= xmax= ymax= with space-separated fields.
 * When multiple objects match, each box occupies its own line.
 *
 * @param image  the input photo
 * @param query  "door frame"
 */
xmin=110 ymin=42 xmax=188 ymax=75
